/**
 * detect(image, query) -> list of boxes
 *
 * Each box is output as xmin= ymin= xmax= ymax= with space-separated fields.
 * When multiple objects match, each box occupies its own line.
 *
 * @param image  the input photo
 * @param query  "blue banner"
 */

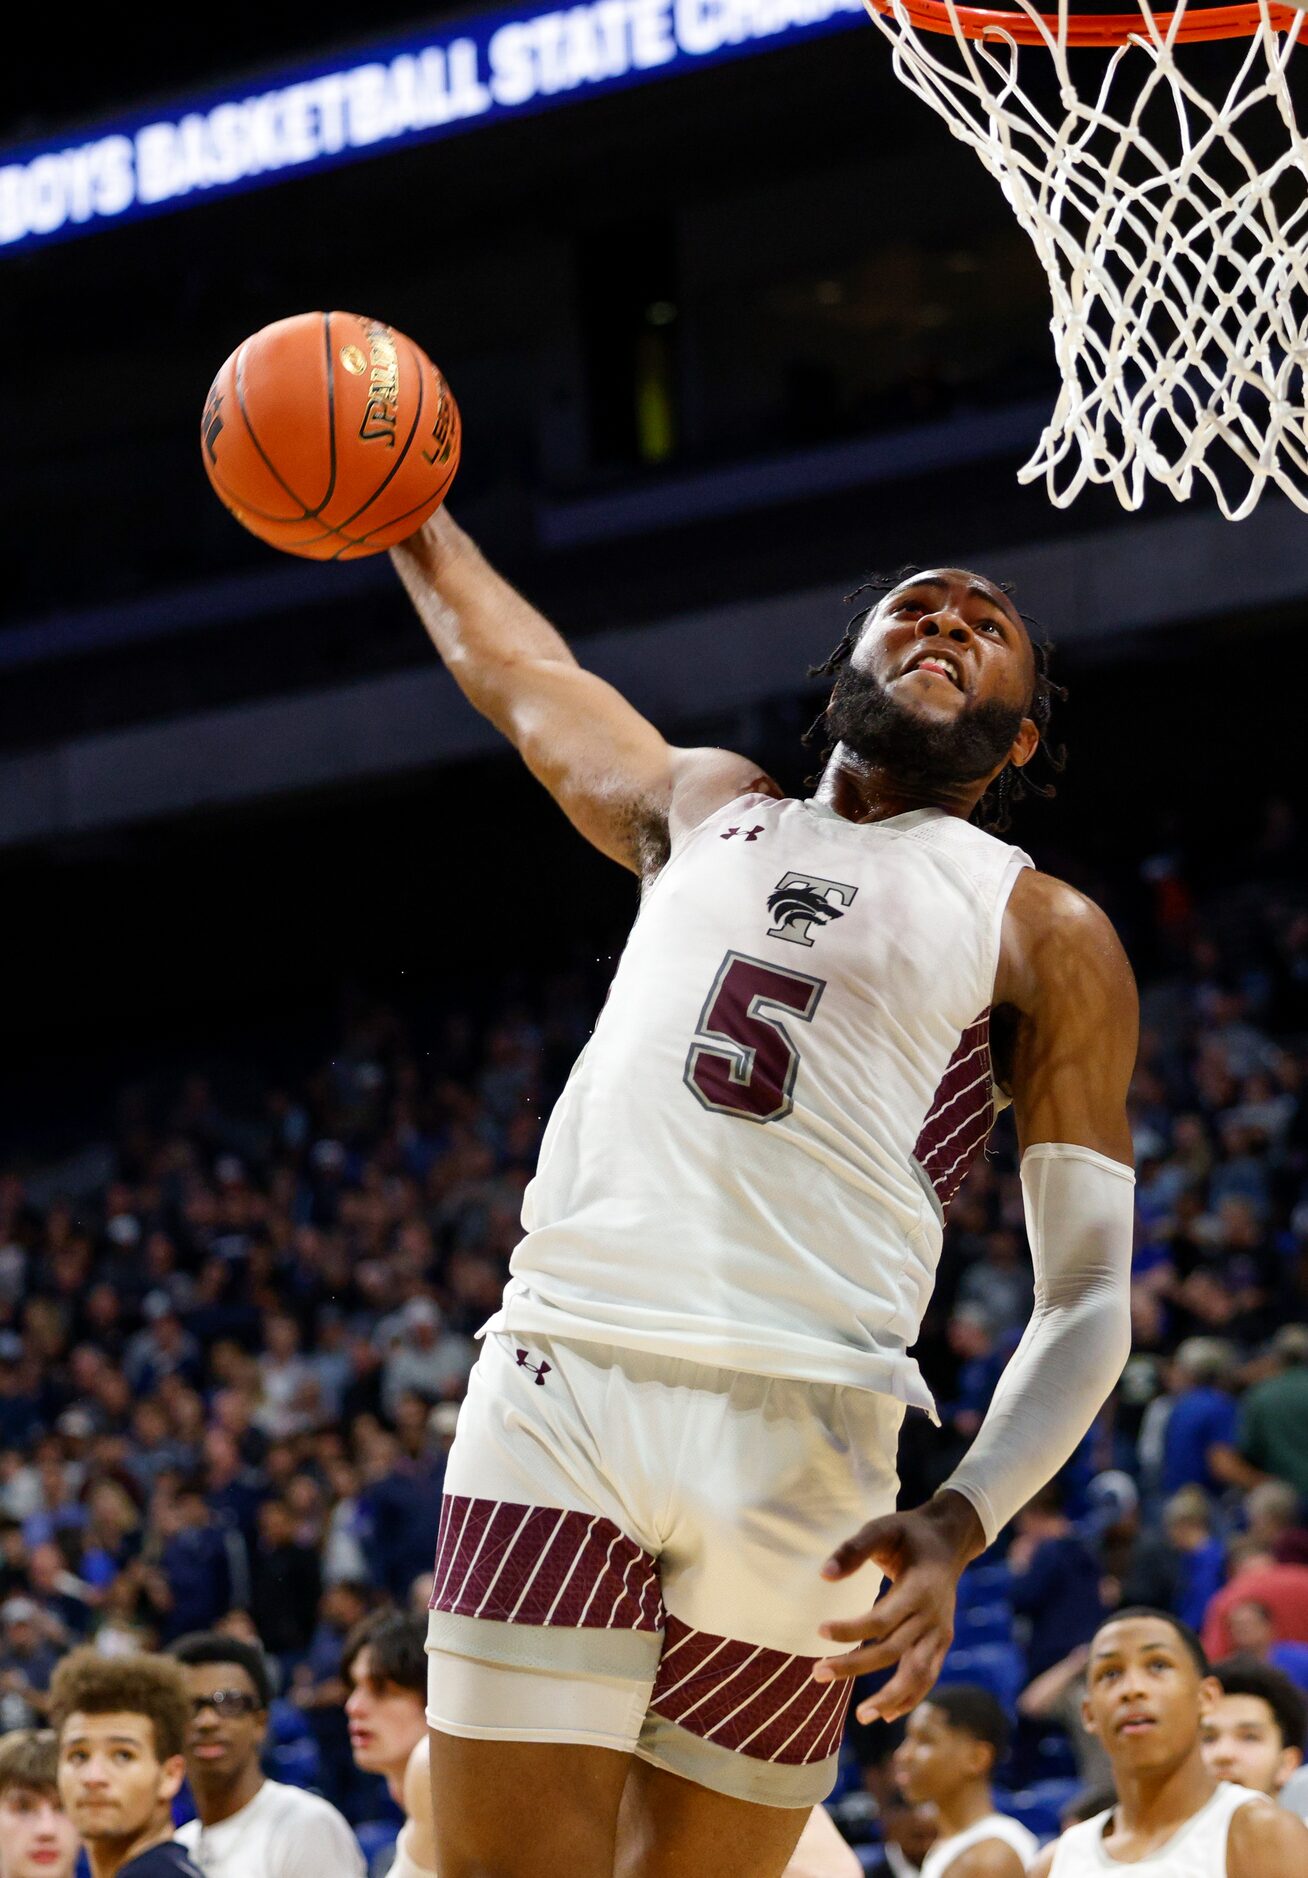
xmin=0 ymin=0 xmax=867 ymax=254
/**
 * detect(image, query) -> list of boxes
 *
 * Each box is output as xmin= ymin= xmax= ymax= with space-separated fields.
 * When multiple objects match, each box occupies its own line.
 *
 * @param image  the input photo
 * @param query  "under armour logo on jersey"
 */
xmin=515 ymin=1348 xmax=551 ymax=1385
xmin=766 ymin=872 xmax=858 ymax=947
xmin=721 ymin=825 xmax=765 ymax=841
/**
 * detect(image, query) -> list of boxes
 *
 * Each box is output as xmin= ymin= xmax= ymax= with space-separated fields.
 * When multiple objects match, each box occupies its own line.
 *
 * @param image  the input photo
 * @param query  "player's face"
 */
xmin=1200 ymin=1693 xmax=1301 ymax=1796
xmin=57 ymin=1712 xmax=183 ymax=1846
xmin=0 ymin=1786 xmax=80 ymax=1878
xmin=827 ymin=569 xmax=1037 ymax=788
xmin=1082 ymin=1620 xmax=1214 ymax=1773
xmin=893 ymin=1701 xmax=984 ymax=1804
xmin=345 ymin=1646 xmax=426 ymax=1777
xmin=183 ymin=1661 xmax=267 ymax=1787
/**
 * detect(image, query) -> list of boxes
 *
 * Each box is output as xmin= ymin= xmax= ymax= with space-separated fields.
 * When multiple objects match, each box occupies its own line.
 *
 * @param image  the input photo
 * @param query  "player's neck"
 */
xmin=193 ymin=1761 xmax=264 ymax=1826
xmin=934 ymin=1779 xmax=995 ymax=1839
xmin=815 ymin=750 xmax=984 ymax=824
xmin=87 ymin=1812 xmax=174 ymax=1878
xmin=1112 ymin=1746 xmax=1216 ymax=1841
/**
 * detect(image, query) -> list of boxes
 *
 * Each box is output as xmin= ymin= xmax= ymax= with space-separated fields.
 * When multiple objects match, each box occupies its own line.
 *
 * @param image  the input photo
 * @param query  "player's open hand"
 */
xmin=809 ymin=1491 xmax=986 ymax=1723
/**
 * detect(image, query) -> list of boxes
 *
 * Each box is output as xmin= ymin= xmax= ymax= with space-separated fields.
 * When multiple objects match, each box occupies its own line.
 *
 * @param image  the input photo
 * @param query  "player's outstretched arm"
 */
xmin=392 ymin=510 xmax=774 ymax=873
xmin=1227 ymin=1795 xmax=1308 ymax=1876
xmin=812 ymin=874 xmax=1138 ymax=1722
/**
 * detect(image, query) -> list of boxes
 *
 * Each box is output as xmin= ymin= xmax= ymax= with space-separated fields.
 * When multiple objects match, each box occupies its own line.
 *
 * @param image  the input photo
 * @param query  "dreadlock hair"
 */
xmin=804 ymin=566 xmax=1067 ymax=835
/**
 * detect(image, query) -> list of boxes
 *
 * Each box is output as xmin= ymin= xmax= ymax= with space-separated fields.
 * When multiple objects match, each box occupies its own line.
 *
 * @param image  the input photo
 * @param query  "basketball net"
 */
xmin=862 ymin=0 xmax=1308 ymax=517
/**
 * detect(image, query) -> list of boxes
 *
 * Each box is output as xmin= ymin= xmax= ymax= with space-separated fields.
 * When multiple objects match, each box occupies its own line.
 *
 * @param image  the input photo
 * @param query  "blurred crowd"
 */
xmin=0 ymin=800 xmax=1305 ymax=1867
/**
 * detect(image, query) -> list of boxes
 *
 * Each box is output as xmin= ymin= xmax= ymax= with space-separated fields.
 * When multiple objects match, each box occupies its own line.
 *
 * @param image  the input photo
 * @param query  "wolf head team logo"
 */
xmin=766 ymin=873 xmax=858 ymax=948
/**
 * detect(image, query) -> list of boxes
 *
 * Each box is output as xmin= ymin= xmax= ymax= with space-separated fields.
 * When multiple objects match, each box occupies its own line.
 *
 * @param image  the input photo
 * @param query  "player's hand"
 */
xmin=809 ymin=1491 xmax=985 ymax=1723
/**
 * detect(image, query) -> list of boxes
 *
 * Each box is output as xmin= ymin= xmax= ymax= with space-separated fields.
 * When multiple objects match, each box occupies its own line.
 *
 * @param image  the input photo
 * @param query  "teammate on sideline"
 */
xmin=0 ymin=1730 xmax=80 ymax=1878
xmin=392 ymin=511 xmax=1141 ymax=1877
xmin=893 ymin=1686 xmax=1037 ymax=1877
xmin=48 ymin=1649 xmax=204 ymax=1878
xmin=1200 ymin=1657 xmax=1306 ymax=1807
xmin=344 ymin=1612 xmax=438 ymax=1878
xmin=1029 ymin=1610 xmax=1308 ymax=1875
xmin=169 ymin=1631 xmax=364 ymax=1876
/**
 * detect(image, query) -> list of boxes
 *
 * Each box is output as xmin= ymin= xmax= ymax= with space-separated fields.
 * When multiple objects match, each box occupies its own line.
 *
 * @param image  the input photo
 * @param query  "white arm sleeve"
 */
xmin=941 ymin=1142 xmax=1135 ymax=1549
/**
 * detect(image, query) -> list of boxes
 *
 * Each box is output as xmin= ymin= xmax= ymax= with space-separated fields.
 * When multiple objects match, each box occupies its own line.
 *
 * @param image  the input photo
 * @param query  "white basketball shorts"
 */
xmin=425 ymin=1331 xmax=902 ymax=1807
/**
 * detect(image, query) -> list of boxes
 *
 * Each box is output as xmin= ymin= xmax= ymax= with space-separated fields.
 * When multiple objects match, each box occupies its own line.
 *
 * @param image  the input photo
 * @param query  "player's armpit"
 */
xmin=391 ymin=511 xmax=769 ymax=873
xmin=1226 ymin=1796 xmax=1308 ymax=1877
xmin=996 ymin=870 xmax=1139 ymax=1163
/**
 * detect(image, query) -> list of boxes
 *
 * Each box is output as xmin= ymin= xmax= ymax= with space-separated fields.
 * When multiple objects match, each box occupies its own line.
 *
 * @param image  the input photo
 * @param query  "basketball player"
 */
xmin=391 ymin=512 xmax=1141 ymax=1877
xmin=893 ymin=1686 xmax=1036 ymax=1876
xmin=1028 ymin=1610 xmax=1308 ymax=1875
xmin=48 ymin=1649 xmax=204 ymax=1878
xmin=1200 ymin=1657 xmax=1306 ymax=1803
xmin=169 ymin=1631 xmax=365 ymax=1876
xmin=343 ymin=1612 xmax=438 ymax=1878
xmin=0 ymin=1730 xmax=80 ymax=1878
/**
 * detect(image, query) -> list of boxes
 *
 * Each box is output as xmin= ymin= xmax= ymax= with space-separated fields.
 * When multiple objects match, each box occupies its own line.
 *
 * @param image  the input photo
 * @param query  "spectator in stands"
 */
xmin=1223 ymin=1599 xmax=1308 ymax=1693
xmin=149 ymin=1481 xmax=240 ymax=1644
xmin=1017 ymin=1644 xmax=1111 ymax=1789
xmin=1245 ymin=1479 xmax=1308 ymax=1567
xmin=893 ymin=1685 xmax=1036 ymax=1877
xmin=1233 ymin=1325 xmax=1308 ymax=1501
xmin=1160 ymin=1487 xmax=1225 ymax=1633
xmin=0 ymin=1729 xmax=80 ymax=1878
xmin=1202 ymin=1539 xmax=1308 ymax=1660
xmin=1200 ymin=1656 xmax=1306 ymax=1802
xmin=170 ymin=1631 xmax=364 ymax=1876
xmin=49 ymin=1647 xmax=203 ymax=1878
xmin=0 ymin=1599 xmax=59 ymax=1729
xmin=1009 ymin=1483 xmax=1105 ymax=1679
xmin=1155 ymin=1339 xmax=1241 ymax=1499
xmin=378 ymin=1298 xmax=474 ymax=1421
xmin=248 ymin=1501 xmax=319 ymax=1663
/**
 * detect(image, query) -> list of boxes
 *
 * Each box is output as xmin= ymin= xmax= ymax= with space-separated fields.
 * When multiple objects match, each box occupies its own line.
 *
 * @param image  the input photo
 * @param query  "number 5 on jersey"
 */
xmin=684 ymin=951 xmax=825 ymax=1124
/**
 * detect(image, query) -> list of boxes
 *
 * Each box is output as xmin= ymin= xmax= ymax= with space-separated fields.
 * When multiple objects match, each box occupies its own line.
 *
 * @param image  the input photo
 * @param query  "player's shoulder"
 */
xmin=1005 ymin=866 xmax=1119 ymax=945
xmin=1000 ymin=867 xmax=1136 ymax=1010
xmin=1024 ymin=1845 xmax=1059 ymax=1878
xmin=1226 ymin=1790 xmax=1308 ymax=1876
xmin=666 ymin=746 xmax=783 ymax=842
xmin=947 ymin=1836 xmax=1031 ymax=1878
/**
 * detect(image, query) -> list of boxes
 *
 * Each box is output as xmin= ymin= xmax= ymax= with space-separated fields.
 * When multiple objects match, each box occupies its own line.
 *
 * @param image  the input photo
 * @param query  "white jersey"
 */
xmin=921 ymin=1812 xmax=1039 ymax=1878
xmin=389 ymin=1822 xmax=438 ymax=1878
xmin=492 ymin=795 xmax=1030 ymax=1405
xmin=176 ymin=1778 xmax=365 ymax=1877
xmin=1050 ymin=1783 xmax=1267 ymax=1877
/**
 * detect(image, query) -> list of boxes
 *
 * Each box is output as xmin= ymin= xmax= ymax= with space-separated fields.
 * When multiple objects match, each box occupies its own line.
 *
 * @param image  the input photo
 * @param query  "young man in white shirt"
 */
xmin=345 ymin=1614 xmax=439 ymax=1878
xmin=893 ymin=1685 xmax=1036 ymax=1878
xmin=169 ymin=1633 xmax=363 ymax=1877
xmin=1201 ymin=1657 xmax=1306 ymax=1807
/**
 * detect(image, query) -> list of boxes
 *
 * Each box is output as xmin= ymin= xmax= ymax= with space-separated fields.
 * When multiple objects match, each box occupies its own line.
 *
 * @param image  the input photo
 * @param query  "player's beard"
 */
xmin=824 ymin=660 xmax=1025 ymax=789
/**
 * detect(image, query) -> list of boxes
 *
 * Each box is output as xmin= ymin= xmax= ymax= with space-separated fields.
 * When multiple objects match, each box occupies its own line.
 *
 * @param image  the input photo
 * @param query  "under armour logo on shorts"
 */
xmin=515 ymin=1348 xmax=551 ymax=1385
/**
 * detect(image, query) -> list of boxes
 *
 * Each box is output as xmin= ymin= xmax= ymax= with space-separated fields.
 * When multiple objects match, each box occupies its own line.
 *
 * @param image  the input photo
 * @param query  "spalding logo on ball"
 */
xmin=200 ymin=311 xmax=461 ymax=560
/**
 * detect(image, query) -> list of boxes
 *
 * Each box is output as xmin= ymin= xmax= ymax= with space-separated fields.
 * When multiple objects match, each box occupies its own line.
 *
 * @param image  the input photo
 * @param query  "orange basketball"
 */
xmin=200 ymin=311 xmax=460 ymax=560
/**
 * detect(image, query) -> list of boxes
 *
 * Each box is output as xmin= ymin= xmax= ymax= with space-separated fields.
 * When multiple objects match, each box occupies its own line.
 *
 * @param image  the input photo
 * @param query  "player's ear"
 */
xmin=1197 ymin=1676 xmax=1222 ymax=1716
xmin=1081 ymin=1689 xmax=1100 ymax=1739
xmin=160 ymin=1754 xmax=187 ymax=1804
xmin=1008 ymin=716 xmax=1040 ymax=770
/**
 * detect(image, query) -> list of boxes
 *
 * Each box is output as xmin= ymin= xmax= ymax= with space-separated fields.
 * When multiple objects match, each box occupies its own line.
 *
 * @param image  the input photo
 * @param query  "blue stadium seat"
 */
xmin=955 ymin=1563 xmax=1014 ymax=1608
xmin=953 ymin=1600 xmax=1015 ymax=1646
xmin=936 ymin=1642 xmax=1026 ymax=1711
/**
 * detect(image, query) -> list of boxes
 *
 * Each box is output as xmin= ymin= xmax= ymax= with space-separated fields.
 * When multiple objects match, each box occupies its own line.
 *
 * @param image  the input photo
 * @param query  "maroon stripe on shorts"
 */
xmin=913 ymin=1011 xmax=995 ymax=1218
xmin=429 ymin=1494 xmax=664 ymax=1631
xmin=649 ymin=1615 xmax=851 ymax=1764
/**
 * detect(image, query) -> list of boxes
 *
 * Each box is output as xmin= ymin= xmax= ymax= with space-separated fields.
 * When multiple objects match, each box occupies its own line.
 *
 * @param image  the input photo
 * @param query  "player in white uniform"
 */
xmin=1029 ymin=1611 xmax=1308 ymax=1878
xmin=894 ymin=1686 xmax=1037 ymax=1877
xmin=169 ymin=1635 xmax=364 ymax=1878
xmin=392 ymin=510 xmax=1142 ymax=1878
